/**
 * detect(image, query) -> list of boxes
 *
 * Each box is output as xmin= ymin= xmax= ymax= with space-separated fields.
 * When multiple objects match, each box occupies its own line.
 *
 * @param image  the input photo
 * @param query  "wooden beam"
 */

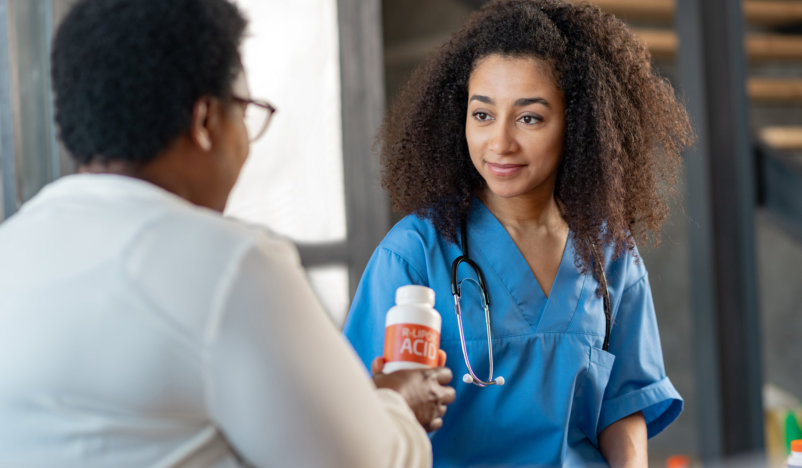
xmin=575 ymin=0 xmax=674 ymax=22
xmin=577 ymin=0 xmax=802 ymax=27
xmin=634 ymin=28 xmax=677 ymax=60
xmin=743 ymin=1 xmax=802 ymax=28
xmin=634 ymin=28 xmax=802 ymax=62
xmin=384 ymin=17 xmax=802 ymax=69
xmin=748 ymin=78 xmax=802 ymax=102
xmin=759 ymin=126 xmax=802 ymax=150
xmin=746 ymin=33 xmax=802 ymax=62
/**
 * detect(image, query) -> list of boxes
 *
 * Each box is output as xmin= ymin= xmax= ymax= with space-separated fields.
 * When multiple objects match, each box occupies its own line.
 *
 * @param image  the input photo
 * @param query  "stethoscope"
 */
xmin=450 ymin=220 xmax=612 ymax=387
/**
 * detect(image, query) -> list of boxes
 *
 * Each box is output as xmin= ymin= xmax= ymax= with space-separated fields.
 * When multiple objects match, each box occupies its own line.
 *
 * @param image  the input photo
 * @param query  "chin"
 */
xmin=485 ymin=183 xmax=529 ymax=199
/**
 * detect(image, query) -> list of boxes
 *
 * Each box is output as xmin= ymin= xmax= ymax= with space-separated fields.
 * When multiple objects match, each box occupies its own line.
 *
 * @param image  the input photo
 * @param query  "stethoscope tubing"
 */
xmin=450 ymin=218 xmax=613 ymax=388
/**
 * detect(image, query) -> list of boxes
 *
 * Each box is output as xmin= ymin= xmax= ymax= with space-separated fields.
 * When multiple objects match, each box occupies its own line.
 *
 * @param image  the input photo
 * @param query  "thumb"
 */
xmin=437 ymin=349 xmax=447 ymax=367
xmin=371 ymin=356 xmax=386 ymax=376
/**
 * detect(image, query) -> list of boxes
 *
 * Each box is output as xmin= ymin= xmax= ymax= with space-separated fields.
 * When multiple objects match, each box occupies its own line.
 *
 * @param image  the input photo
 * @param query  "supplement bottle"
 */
xmin=383 ymin=285 xmax=441 ymax=373
xmin=789 ymin=439 xmax=802 ymax=468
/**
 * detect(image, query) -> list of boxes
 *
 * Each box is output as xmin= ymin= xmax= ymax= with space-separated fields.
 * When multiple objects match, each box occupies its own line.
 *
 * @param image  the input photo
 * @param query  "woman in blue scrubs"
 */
xmin=344 ymin=0 xmax=694 ymax=466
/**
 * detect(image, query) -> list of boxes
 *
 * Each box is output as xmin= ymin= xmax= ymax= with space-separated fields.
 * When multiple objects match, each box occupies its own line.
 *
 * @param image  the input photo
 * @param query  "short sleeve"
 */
xmin=598 ymin=274 xmax=683 ymax=438
xmin=343 ymin=246 xmax=427 ymax=371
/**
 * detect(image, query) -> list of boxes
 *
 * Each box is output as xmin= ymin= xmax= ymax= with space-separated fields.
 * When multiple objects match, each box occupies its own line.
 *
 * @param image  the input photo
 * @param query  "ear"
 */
xmin=190 ymin=96 xmax=215 ymax=151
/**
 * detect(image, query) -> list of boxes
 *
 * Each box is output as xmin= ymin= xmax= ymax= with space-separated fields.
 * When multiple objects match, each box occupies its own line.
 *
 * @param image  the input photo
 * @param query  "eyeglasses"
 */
xmin=232 ymin=95 xmax=277 ymax=142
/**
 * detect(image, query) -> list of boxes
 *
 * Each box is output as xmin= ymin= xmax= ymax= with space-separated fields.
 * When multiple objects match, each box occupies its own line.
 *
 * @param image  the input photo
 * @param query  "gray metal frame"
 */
xmin=300 ymin=0 xmax=390 ymax=299
xmin=8 ymin=0 xmax=61 ymax=202
xmin=337 ymin=0 xmax=390 ymax=296
xmin=0 ymin=0 xmax=72 ymax=221
xmin=676 ymin=0 xmax=764 ymax=460
xmin=0 ymin=0 xmax=18 ymax=220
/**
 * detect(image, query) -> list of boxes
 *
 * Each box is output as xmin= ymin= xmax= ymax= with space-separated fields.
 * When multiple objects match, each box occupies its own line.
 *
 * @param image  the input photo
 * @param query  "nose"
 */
xmin=487 ymin=121 xmax=518 ymax=154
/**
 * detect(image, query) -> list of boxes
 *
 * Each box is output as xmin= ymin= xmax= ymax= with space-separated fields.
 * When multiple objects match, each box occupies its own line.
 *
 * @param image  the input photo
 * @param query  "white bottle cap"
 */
xmin=395 ymin=285 xmax=435 ymax=306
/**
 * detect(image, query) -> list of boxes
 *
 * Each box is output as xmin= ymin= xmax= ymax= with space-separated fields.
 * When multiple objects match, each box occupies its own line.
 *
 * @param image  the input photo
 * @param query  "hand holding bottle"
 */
xmin=371 ymin=352 xmax=455 ymax=432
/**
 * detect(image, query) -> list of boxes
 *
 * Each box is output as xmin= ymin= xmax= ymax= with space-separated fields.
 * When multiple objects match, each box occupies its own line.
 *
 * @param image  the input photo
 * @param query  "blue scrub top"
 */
xmin=344 ymin=198 xmax=682 ymax=467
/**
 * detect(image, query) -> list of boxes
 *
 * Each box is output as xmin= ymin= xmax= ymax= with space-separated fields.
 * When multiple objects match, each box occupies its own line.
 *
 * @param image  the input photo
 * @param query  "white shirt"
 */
xmin=0 ymin=174 xmax=430 ymax=468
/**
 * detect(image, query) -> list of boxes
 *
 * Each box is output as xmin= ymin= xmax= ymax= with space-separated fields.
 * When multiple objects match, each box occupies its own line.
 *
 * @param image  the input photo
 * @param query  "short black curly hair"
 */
xmin=381 ymin=0 xmax=694 ymax=272
xmin=51 ymin=0 xmax=247 ymax=165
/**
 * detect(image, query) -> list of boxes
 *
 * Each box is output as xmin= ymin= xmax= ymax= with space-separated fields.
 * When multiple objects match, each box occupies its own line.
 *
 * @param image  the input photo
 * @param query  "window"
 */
xmin=226 ymin=0 xmax=389 ymax=327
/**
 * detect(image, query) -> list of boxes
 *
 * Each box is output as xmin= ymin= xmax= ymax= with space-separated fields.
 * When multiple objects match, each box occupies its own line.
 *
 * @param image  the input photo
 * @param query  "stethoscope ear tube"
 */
xmin=451 ymin=256 xmax=489 ymax=305
xmin=451 ymin=222 xmax=490 ymax=307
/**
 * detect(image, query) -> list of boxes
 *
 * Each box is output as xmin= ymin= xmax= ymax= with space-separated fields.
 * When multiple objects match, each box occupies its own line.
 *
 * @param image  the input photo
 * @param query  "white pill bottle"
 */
xmin=383 ymin=285 xmax=442 ymax=373
xmin=789 ymin=439 xmax=802 ymax=468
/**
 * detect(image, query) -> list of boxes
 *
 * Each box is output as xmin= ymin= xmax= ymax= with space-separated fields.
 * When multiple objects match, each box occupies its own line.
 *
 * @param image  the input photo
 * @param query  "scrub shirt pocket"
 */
xmin=574 ymin=346 xmax=616 ymax=447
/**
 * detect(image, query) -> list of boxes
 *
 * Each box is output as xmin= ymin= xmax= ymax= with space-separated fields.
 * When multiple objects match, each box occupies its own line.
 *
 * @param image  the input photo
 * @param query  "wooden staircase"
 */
xmin=572 ymin=0 xmax=802 ymax=156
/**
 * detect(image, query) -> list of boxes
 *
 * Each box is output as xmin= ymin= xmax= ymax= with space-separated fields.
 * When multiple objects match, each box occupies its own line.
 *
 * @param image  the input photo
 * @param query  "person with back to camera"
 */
xmin=0 ymin=0 xmax=456 ymax=466
xmin=344 ymin=0 xmax=695 ymax=466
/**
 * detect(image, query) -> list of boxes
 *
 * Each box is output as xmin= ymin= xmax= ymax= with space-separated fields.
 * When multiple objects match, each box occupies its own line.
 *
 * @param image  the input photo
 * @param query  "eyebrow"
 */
xmin=469 ymin=95 xmax=551 ymax=109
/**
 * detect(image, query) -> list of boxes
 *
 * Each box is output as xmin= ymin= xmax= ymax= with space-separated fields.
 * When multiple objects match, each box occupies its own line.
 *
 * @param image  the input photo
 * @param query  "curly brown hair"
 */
xmin=380 ymin=0 xmax=694 ymax=273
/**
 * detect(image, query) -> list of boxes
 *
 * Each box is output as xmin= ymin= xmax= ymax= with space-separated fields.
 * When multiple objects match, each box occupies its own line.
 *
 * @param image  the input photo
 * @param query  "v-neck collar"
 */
xmin=464 ymin=196 xmax=584 ymax=333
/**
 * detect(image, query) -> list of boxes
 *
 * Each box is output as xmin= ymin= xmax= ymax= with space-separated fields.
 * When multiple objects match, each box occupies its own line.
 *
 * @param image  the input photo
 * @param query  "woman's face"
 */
xmin=465 ymin=54 xmax=565 ymax=201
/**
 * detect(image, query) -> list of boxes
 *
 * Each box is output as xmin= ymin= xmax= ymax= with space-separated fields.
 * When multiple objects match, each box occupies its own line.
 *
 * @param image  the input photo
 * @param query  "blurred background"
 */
xmin=0 ymin=0 xmax=800 ymax=466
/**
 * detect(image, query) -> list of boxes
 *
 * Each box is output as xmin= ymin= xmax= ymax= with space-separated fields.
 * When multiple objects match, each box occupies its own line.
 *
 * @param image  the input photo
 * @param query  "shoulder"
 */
xmin=378 ymin=213 xmax=444 ymax=259
xmin=159 ymin=207 xmax=302 ymax=276
xmin=133 ymin=204 xmax=291 ymax=264
xmin=123 ymin=206 xmax=300 ymax=334
xmin=360 ymin=212 xmax=455 ymax=286
xmin=600 ymin=240 xmax=649 ymax=294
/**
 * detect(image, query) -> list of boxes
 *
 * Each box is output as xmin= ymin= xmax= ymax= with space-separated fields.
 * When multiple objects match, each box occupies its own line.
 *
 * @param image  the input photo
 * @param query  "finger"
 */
xmin=437 ymin=349 xmax=447 ymax=367
xmin=370 ymin=356 xmax=386 ymax=376
xmin=432 ymin=366 xmax=453 ymax=384
xmin=426 ymin=417 xmax=443 ymax=432
xmin=438 ymin=386 xmax=457 ymax=405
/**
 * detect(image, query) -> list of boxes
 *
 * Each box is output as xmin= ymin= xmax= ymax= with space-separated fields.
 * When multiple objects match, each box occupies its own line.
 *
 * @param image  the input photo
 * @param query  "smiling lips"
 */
xmin=486 ymin=162 xmax=526 ymax=176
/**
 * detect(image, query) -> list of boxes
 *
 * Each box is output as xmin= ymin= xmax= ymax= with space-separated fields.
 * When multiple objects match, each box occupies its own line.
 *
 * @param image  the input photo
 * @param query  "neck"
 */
xmin=79 ymin=158 xmax=195 ymax=204
xmin=477 ymin=186 xmax=565 ymax=233
xmin=77 ymin=137 xmax=227 ymax=212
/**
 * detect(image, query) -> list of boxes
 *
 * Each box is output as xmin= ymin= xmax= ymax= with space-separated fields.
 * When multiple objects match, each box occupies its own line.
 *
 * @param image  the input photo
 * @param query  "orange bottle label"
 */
xmin=384 ymin=323 xmax=441 ymax=367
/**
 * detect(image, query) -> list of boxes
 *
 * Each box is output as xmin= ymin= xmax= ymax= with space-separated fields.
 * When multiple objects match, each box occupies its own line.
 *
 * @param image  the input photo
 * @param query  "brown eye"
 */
xmin=519 ymin=114 xmax=542 ymax=125
xmin=472 ymin=111 xmax=491 ymax=121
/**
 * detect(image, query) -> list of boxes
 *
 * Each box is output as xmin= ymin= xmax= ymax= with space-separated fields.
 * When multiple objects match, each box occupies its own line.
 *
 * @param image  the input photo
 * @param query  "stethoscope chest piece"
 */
xmin=451 ymin=222 xmax=504 ymax=387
